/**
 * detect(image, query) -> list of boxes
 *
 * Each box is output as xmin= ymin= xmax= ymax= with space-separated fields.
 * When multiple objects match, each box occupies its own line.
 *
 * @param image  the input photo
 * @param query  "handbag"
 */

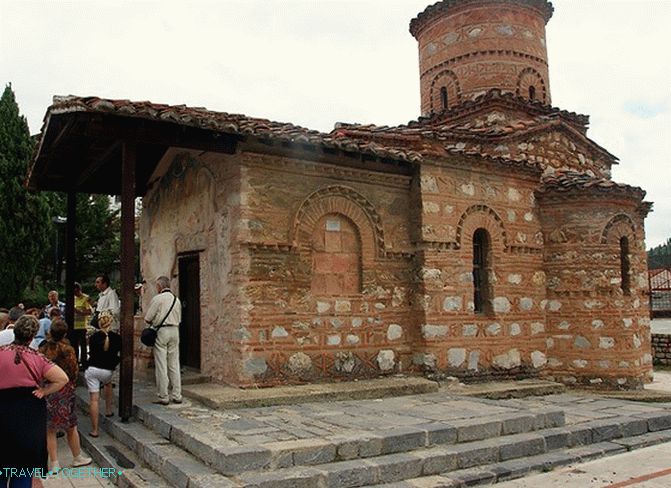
xmin=89 ymin=311 xmax=100 ymax=329
xmin=140 ymin=294 xmax=177 ymax=347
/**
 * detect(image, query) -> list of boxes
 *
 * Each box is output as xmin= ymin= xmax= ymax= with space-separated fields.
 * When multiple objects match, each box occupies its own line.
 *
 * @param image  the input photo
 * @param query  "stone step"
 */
xmin=182 ymin=376 xmax=440 ymax=410
xmin=101 ymin=414 xmax=238 ymax=488
xmin=76 ymin=402 xmax=173 ymax=488
xmin=368 ymin=429 xmax=671 ymax=487
xmin=224 ymin=414 xmax=671 ymax=488
xmin=131 ymin=397 xmax=564 ymax=475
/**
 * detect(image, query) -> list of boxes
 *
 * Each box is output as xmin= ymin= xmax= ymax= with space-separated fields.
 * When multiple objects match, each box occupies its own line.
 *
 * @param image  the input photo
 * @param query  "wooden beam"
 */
xmin=119 ymin=141 xmax=136 ymax=421
xmin=83 ymin=116 xmax=238 ymax=154
xmin=77 ymin=141 xmax=121 ymax=187
xmin=65 ymin=191 xmax=76 ymax=332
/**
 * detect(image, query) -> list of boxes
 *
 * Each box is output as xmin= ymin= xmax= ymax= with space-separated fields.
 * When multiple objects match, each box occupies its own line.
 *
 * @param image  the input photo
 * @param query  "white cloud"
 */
xmin=1 ymin=0 xmax=669 ymax=246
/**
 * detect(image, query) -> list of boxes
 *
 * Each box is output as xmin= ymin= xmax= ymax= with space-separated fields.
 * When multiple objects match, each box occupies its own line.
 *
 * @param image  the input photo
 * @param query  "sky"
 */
xmin=1 ymin=0 xmax=669 ymax=248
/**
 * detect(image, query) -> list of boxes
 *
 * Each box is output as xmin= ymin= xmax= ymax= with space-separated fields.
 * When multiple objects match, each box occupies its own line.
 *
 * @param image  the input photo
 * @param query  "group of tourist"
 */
xmin=0 ymin=274 xmax=182 ymax=487
xmin=0 ymin=275 xmax=122 ymax=487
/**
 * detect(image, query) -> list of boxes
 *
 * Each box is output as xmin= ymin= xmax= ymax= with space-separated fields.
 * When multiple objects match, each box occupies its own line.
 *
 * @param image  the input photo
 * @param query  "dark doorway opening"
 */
xmin=178 ymin=253 xmax=201 ymax=369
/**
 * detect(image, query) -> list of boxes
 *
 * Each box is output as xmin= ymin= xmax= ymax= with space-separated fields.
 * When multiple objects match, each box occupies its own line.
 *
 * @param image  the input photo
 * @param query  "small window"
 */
xmin=528 ymin=85 xmax=536 ymax=101
xmin=620 ymin=236 xmax=630 ymax=294
xmin=440 ymin=87 xmax=448 ymax=110
xmin=473 ymin=229 xmax=492 ymax=314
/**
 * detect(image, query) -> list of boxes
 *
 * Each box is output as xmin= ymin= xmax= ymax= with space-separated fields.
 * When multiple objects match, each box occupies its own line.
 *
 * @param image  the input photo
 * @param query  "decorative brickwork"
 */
xmin=412 ymin=0 xmax=553 ymax=115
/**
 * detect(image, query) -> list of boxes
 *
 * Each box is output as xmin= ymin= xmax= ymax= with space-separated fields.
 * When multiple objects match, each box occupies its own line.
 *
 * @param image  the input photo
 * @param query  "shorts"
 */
xmin=85 ymin=366 xmax=114 ymax=393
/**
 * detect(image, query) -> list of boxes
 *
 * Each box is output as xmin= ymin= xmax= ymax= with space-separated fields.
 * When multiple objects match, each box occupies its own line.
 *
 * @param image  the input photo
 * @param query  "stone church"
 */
xmin=38 ymin=0 xmax=653 ymax=389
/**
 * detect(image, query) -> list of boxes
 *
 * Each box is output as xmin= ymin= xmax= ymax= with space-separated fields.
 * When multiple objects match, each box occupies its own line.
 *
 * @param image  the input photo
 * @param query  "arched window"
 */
xmin=528 ymin=85 xmax=536 ymax=101
xmin=473 ymin=229 xmax=492 ymax=314
xmin=311 ymin=214 xmax=362 ymax=295
xmin=440 ymin=86 xmax=448 ymax=111
xmin=620 ymin=236 xmax=630 ymax=295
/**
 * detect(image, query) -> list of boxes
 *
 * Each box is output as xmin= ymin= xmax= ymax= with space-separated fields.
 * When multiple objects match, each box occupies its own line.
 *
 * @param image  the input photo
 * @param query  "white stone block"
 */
xmin=493 ymin=297 xmax=511 ymax=313
xmin=387 ymin=324 xmax=403 ymax=341
xmin=448 ymin=348 xmax=466 ymax=367
xmin=443 ymin=296 xmax=463 ymax=312
xmin=531 ymin=351 xmax=547 ymax=368
xmin=377 ymin=350 xmax=395 ymax=371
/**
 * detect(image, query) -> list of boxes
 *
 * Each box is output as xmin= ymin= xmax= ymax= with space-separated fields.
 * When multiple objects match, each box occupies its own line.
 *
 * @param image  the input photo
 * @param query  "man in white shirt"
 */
xmin=144 ymin=276 xmax=182 ymax=405
xmin=0 ymin=307 xmax=25 ymax=346
xmin=94 ymin=274 xmax=120 ymax=332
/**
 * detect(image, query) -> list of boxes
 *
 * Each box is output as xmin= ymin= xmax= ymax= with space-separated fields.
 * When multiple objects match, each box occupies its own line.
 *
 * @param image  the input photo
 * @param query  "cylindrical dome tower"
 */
xmin=410 ymin=0 xmax=554 ymax=116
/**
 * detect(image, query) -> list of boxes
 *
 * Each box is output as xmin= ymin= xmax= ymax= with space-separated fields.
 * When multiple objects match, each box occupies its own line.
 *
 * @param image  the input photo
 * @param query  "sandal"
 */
xmin=105 ymin=413 xmax=114 ymax=417
xmin=88 ymin=432 xmax=99 ymax=438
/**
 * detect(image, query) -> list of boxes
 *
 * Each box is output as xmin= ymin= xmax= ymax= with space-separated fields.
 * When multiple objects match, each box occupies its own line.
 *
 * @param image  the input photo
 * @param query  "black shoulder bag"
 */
xmin=140 ymin=294 xmax=177 ymax=347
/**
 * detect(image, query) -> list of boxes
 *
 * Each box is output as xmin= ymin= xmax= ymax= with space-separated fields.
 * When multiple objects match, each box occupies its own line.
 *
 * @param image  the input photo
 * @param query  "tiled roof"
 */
xmin=336 ymin=90 xmax=590 ymax=135
xmin=538 ymin=171 xmax=645 ymax=198
xmin=40 ymin=95 xmax=424 ymax=164
xmin=410 ymin=0 xmax=555 ymax=37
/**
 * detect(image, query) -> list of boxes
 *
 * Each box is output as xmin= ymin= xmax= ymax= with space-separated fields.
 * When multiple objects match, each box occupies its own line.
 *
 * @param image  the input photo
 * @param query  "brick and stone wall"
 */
xmin=234 ymin=152 xmax=417 ymax=385
xmin=652 ymin=334 xmax=671 ymax=365
xmin=411 ymin=0 xmax=553 ymax=115
xmin=538 ymin=192 xmax=653 ymax=388
xmin=139 ymin=148 xmax=244 ymax=385
xmin=412 ymin=157 xmax=548 ymax=380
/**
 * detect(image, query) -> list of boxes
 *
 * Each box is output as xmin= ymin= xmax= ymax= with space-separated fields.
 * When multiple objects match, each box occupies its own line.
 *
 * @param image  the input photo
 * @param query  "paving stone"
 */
xmin=378 ymin=426 xmax=427 ymax=454
xmin=368 ymin=453 xmax=424 ymax=483
xmin=170 ymin=426 xmax=221 ymax=466
xmin=452 ymin=444 xmax=498 ymax=469
xmin=407 ymin=476 xmax=462 ymax=488
xmin=540 ymin=427 xmax=570 ymax=450
xmin=496 ymin=433 xmax=546 ymax=461
xmin=634 ymin=412 xmax=671 ymax=431
xmin=320 ymin=460 xmax=378 ymax=488
xmin=214 ymin=446 xmax=272 ymax=475
xmin=452 ymin=419 xmax=502 ymax=443
xmin=589 ymin=419 xmax=623 ymax=442
xmin=450 ymin=467 xmax=496 ymax=486
xmin=540 ymin=410 xmax=566 ymax=429
xmin=571 ymin=442 xmax=626 ymax=462
xmin=163 ymin=451 xmax=217 ymax=488
xmin=263 ymin=438 xmax=336 ymax=467
xmin=614 ymin=429 xmax=671 ymax=450
xmin=417 ymin=423 xmax=458 ymax=446
xmin=236 ymin=467 xmax=323 ymax=488
xmin=188 ymin=474 xmax=239 ymax=488
xmin=500 ymin=414 xmax=536 ymax=435
xmin=537 ymin=450 xmax=581 ymax=469
xmin=489 ymin=458 xmax=533 ymax=482
xmin=566 ymin=424 xmax=593 ymax=446
xmin=619 ymin=417 xmax=649 ymax=437
xmin=415 ymin=447 xmax=459 ymax=475
xmin=359 ymin=434 xmax=385 ymax=458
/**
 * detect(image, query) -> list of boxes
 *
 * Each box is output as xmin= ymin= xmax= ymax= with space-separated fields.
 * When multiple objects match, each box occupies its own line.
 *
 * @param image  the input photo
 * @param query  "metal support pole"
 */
xmin=65 ymin=191 xmax=76 ymax=332
xmin=119 ymin=142 xmax=136 ymax=421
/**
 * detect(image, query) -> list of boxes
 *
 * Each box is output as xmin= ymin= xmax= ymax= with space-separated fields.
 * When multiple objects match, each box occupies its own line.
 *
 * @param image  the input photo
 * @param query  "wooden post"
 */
xmin=65 ymin=191 xmax=76 ymax=332
xmin=119 ymin=142 xmax=136 ymax=421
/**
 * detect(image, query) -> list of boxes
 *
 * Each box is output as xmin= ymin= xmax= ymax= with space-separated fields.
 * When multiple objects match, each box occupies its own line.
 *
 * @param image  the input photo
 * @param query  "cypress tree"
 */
xmin=0 ymin=84 xmax=52 ymax=305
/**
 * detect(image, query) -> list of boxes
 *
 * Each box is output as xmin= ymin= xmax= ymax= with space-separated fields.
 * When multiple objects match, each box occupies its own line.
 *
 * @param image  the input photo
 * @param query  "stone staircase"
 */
xmin=75 ymin=388 xmax=671 ymax=488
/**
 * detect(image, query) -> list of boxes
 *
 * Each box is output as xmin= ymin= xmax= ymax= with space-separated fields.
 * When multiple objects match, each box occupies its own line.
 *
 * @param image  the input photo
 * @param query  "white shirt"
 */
xmin=145 ymin=289 xmax=181 ymax=327
xmin=96 ymin=286 xmax=120 ymax=330
xmin=0 ymin=328 xmax=14 ymax=346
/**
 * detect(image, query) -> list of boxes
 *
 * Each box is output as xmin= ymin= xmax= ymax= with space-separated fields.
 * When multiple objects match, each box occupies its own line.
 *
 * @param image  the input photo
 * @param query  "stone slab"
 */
xmin=183 ymin=376 xmax=439 ymax=409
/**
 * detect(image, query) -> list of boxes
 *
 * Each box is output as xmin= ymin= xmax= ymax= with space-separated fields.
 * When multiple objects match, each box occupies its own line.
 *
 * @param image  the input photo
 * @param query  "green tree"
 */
xmin=0 ymin=84 xmax=52 ymax=305
xmin=66 ymin=193 xmax=121 ymax=282
xmin=649 ymin=238 xmax=671 ymax=269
